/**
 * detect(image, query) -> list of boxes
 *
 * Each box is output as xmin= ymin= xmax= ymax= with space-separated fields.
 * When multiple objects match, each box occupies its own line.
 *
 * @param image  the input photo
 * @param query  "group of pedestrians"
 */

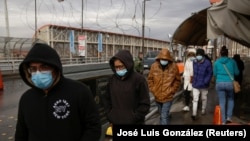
xmin=15 ymin=43 xmax=152 ymax=141
xmin=14 ymin=42 xmax=245 ymax=141
xmin=181 ymin=48 xmax=213 ymax=120
xmin=181 ymin=46 xmax=244 ymax=125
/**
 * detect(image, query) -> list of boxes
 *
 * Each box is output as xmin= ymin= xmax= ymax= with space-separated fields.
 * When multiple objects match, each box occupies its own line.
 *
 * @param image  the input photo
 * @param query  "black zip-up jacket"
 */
xmin=15 ymin=43 xmax=101 ymax=141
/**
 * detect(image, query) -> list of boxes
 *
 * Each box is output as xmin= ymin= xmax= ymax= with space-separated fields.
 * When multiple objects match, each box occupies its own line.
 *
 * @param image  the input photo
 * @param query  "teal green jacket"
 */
xmin=213 ymin=57 xmax=239 ymax=82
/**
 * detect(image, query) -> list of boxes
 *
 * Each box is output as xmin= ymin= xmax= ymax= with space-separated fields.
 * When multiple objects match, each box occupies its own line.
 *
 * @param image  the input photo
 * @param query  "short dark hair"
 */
xmin=220 ymin=46 xmax=228 ymax=56
xmin=196 ymin=48 xmax=205 ymax=56
xmin=233 ymin=54 xmax=240 ymax=60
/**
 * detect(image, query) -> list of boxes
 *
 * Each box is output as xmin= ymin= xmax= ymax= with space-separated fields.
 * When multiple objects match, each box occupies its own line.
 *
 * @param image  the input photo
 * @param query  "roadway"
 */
xmin=0 ymin=78 xmax=29 ymax=141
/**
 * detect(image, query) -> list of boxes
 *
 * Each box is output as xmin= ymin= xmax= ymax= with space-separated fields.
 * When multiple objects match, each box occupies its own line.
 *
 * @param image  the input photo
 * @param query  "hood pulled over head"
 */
xmin=19 ymin=43 xmax=62 ymax=87
xmin=156 ymin=48 xmax=174 ymax=62
xmin=109 ymin=50 xmax=134 ymax=77
xmin=187 ymin=48 xmax=196 ymax=57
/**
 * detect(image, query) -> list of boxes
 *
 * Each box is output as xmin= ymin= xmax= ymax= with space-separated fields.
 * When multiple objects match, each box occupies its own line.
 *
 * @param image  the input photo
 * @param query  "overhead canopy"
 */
xmin=207 ymin=0 xmax=250 ymax=47
xmin=172 ymin=0 xmax=250 ymax=47
xmin=172 ymin=8 xmax=208 ymax=46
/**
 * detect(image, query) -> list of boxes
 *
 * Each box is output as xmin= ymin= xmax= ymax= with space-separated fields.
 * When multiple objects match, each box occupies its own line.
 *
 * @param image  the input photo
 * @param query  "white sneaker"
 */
xmin=201 ymin=109 xmax=206 ymax=115
xmin=182 ymin=106 xmax=190 ymax=111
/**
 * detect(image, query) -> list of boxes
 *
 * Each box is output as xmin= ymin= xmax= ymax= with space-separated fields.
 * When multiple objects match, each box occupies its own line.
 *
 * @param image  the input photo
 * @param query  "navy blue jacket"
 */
xmin=192 ymin=58 xmax=213 ymax=89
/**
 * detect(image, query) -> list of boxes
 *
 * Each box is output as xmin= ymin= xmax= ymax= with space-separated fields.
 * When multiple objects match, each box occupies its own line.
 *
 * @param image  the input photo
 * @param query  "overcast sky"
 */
xmin=0 ymin=0 xmax=211 ymax=41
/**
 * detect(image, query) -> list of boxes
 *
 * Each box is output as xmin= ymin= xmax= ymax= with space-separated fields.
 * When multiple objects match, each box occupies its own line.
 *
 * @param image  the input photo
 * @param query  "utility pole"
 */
xmin=142 ymin=0 xmax=149 ymax=74
xmin=142 ymin=0 xmax=150 ymax=57
xmin=4 ymin=0 xmax=10 ymax=59
xmin=4 ymin=0 xmax=10 ymax=37
xmin=142 ymin=0 xmax=145 ymax=56
xmin=35 ymin=0 xmax=37 ymax=39
xmin=81 ymin=0 xmax=83 ymax=34
xmin=81 ymin=0 xmax=86 ymax=60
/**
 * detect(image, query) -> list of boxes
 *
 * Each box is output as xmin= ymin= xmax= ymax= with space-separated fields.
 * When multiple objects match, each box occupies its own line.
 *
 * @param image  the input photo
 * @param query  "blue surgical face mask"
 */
xmin=31 ymin=71 xmax=53 ymax=89
xmin=160 ymin=60 xmax=168 ymax=66
xmin=116 ymin=69 xmax=127 ymax=77
xmin=196 ymin=55 xmax=203 ymax=61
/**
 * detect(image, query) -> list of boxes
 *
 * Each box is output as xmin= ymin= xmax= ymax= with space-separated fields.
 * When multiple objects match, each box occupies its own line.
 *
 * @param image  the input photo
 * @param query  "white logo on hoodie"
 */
xmin=53 ymin=99 xmax=70 ymax=119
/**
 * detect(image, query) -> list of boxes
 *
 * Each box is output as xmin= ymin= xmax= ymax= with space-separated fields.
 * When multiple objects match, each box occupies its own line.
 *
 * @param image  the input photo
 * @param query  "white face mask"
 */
xmin=116 ymin=69 xmax=127 ymax=77
xmin=190 ymin=57 xmax=196 ymax=61
xmin=160 ymin=60 xmax=168 ymax=66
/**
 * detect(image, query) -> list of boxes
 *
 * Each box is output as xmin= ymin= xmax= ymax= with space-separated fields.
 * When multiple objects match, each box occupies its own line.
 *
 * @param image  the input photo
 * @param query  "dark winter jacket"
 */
xmin=192 ymin=57 xmax=213 ymax=89
xmin=103 ymin=50 xmax=150 ymax=124
xmin=15 ymin=43 xmax=101 ymax=141
xmin=233 ymin=55 xmax=244 ymax=85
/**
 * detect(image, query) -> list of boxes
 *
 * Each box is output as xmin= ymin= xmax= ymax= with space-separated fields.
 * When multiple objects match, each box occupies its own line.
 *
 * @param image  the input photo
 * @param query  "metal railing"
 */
xmin=0 ymin=57 xmax=110 ymax=74
xmin=0 ymin=59 xmax=22 ymax=73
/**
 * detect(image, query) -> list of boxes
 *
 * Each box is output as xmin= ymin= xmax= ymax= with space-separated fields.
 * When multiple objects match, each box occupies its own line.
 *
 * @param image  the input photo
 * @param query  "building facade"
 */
xmin=37 ymin=24 xmax=170 ymax=62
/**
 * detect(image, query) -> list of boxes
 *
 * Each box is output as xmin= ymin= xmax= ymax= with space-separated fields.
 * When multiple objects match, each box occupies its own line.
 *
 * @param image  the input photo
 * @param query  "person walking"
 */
xmin=233 ymin=54 xmax=244 ymax=86
xmin=191 ymin=48 xmax=213 ymax=120
xmin=103 ymin=50 xmax=150 ymax=125
xmin=147 ymin=48 xmax=181 ymax=125
xmin=213 ymin=46 xmax=239 ymax=124
xmin=232 ymin=54 xmax=245 ymax=115
xmin=15 ymin=43 xmax=101 ymax=141
xmin=182 ymin=48 xmax=196 ymax=112
xmin=134 ymin=51 xmax=144 ymax=75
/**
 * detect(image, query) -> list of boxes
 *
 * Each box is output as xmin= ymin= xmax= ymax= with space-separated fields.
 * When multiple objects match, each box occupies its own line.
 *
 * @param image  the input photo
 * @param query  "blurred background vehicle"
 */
xmin=143 ymin=50 xmax=160 ymax=70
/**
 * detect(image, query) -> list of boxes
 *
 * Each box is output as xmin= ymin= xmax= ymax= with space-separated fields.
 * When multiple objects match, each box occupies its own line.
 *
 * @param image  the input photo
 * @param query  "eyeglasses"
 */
xmin=28 ymin=64 xmax=53 ymax=73
xmin=114 ymin=65 xmax=125 ymax=70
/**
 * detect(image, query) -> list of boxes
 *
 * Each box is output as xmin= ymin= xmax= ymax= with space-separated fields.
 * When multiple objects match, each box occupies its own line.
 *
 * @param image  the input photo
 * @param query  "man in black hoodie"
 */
xmin=15 ymin=43 xmax=101 ymax=141
xmin=103 ymin=50 xmax=150 ymax=125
